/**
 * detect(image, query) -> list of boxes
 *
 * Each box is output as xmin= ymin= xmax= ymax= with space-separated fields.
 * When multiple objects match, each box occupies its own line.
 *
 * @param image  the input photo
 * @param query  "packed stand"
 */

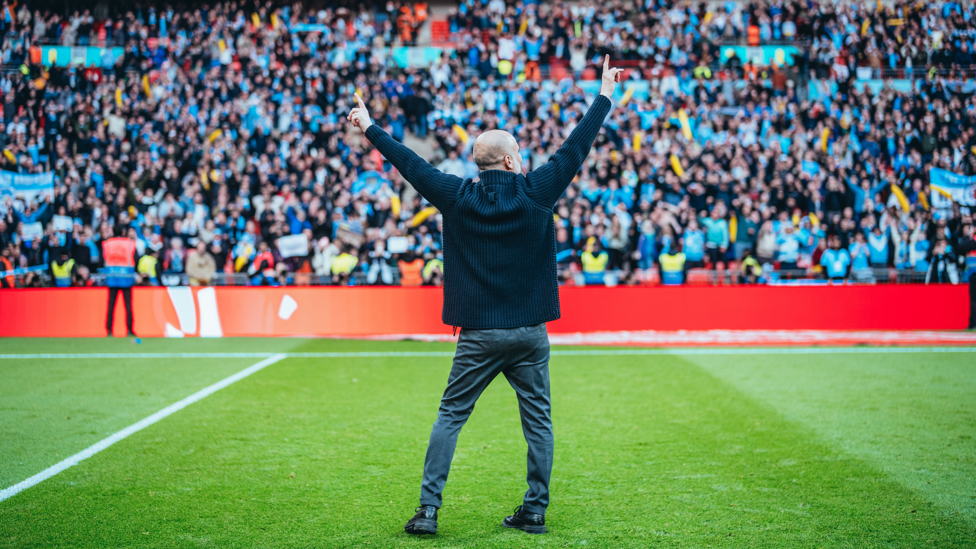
xmin=0 ymin=0 xmax=974 ymax=289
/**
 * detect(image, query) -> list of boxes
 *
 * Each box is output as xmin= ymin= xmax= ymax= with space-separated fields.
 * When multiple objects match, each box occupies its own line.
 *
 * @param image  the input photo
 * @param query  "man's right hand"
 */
xmin=599 ymin=55 xmax=624 ymax=98
xmin=347 ymin=92 xmax=372 ymax=132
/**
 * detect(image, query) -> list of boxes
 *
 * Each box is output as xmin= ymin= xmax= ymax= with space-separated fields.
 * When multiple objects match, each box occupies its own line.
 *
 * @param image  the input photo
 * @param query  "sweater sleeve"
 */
xmin=957 ymin=237 xmax=976 ymax=255
xmin=364 ymin=125 xmax=462 ymax=213
xmin=525 ymin=94 xmax=612 ymax=207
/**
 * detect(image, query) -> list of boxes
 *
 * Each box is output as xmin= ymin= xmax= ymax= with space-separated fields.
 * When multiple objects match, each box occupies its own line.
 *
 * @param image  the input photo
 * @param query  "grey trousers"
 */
xmin=420 ymin=323 xmax=553 ymax=515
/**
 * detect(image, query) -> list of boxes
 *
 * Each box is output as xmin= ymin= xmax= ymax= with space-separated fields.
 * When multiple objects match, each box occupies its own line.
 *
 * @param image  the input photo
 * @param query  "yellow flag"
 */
xmin=970 ymin=145 xmax=976 ymax=155
xmin=518 ymin=18 xmax=528 ymax=35
xmin=678 ymin=109 xmax=692 ymax=140
xmin=3 ymin=149 xmax=16 ymax=164
xmin=252 ymin=12 xmax=261 ymax=27
xmin=890 ymin=184 xmax=910 ymax=212
xmin=218 ymin=39 xmax=226 ymax=52
xmin=861 ymin=20 xmax=870 ymax=36
xmin=729 ymin=215 xmax=737 ymax=244
xmin=208 ymin=129 xmax=223 ymax=143
xmin=821 ymin=128 xmax=830 ymax=152
xmin=703 ymin=11 xmax=713 ymax=24
xmin=452 ymin=124 xmax=469 ymax=144
xmin=115 ymin=88 xmax=123 ymax=107
xmin=792 ymin=212 xmax=801 ymax=227
xmin=670 ymin=154 xmax=685 ymax=178
xmin=142 ymin=74 xmax=152 ymax=98
xmin=918 ymin=190 xmax=930 ymax=210
xmin=611 ymin=150 xmax=618 ymax=163
xmin=410 ymin=206 xmax=439 ymax=227
xmin=809 ymin=212 xmax=820 ymax=227
xmin=271 ymin=13 xmax=279 ymax=29
xmin=633 ymin=132 xmax=642 ymax=152
xmin=619 ymin=86 xmax=635 ymax=106
xmin=391 ymin=195 xmax=401 ymax=218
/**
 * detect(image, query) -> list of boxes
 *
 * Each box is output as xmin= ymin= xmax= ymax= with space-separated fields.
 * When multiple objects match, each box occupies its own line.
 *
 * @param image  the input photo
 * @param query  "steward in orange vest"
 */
xmin=101 ymin=228 xmax=137 ymax=337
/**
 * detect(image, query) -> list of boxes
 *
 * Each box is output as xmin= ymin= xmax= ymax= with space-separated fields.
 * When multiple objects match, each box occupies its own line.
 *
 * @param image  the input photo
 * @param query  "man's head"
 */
xmin=473 ymin=130 xmax=521 ymax=173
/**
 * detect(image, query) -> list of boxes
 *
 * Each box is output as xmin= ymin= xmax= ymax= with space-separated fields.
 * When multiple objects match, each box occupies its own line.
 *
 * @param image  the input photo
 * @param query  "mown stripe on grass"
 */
xmin=0 ymin=347 xmax=975 ymax=360
xmin=0 ymin=353 xmax=288 ymax=503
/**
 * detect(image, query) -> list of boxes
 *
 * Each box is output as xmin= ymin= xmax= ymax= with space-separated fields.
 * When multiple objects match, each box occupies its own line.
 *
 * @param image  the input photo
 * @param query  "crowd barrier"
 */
xmin=0 ymin=285 xmax=968 ymax=338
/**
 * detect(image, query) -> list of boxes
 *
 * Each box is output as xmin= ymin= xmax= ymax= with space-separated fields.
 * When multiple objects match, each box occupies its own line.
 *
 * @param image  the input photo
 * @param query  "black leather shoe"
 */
xmin=502 ymin=505 xmax=546 ymax=534
xmin=404 ymin=505 xmax=438 ymax=535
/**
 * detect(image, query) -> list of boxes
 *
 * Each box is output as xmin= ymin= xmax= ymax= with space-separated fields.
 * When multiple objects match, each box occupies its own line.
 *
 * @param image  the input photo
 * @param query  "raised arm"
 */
xmin=348 ymin=93 xmax=462 ymax=213
xmin=525 ymin=55 xmax=620 ymax=207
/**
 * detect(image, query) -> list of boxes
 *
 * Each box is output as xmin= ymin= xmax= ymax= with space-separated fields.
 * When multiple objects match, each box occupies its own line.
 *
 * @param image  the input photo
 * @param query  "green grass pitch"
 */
xmin=0 ymin=338 xmax=974 ymax=548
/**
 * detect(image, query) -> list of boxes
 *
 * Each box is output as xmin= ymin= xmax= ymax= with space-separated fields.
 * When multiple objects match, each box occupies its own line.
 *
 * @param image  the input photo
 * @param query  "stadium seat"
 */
xmin=686 ymin=269 xmax=713 ymax=286
xmin=634 ymin=268 xmax=660 ymax=286
xmin=430 ymin=20 xmax=450 ymax=44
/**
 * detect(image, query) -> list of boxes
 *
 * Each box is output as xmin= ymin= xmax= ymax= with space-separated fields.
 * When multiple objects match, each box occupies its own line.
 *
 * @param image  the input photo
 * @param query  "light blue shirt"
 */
xmin=821 ymin=248 xmax=851 ymax=278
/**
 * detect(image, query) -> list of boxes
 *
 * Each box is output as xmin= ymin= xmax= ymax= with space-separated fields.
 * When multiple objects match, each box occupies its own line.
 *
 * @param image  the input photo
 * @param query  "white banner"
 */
xmin=53 ymin=215 xmax=73 ymax=231
xmin=277 ymin=234 xmax=309 ymax=258
xmin=386 ymin=236 xmax=409 ymax=254
xmin=20 ymin=222 xmax=43 ymax=241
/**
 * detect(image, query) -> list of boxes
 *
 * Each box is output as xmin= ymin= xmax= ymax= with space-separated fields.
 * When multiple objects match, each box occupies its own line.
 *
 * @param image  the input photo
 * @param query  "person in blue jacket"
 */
xmin=775 ymin=224 xmax=801 ymax=271
xmin=866 ymin=224 xmax=890 ymax=268
xmin=849 ymin=232 xmax=871 ymax=275
xmin=700 ymin=208 xmax=729 ymax=266
xmin=820 ymin=234 xmax=851 ymax=281
xmin=683 ymin=217 xmax=705 ymax=269
xmin=845 ymin=176 xmax=888 ymax=214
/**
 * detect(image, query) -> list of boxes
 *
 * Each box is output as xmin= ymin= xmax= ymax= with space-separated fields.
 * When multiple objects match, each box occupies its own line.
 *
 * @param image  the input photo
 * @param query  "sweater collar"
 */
xmin=476 ymin=169 xmax=521 ymax=185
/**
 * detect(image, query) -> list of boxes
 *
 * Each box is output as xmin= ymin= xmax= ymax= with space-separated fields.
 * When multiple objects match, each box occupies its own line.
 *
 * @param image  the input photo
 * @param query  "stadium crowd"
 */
xmin=0 ymin=0 xmax=974 ymax=288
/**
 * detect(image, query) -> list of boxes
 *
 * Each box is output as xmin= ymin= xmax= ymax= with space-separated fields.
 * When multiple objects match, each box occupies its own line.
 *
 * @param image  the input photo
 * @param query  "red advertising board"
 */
xmin=0 ymin=285 xmax=967 ymax=338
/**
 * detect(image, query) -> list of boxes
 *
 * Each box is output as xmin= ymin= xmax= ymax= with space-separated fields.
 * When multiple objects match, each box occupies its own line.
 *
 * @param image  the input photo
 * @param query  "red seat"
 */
xmin=686 ymin=269 xmax=713 ymax=286
xmin=430 ymin=20 xmax=450 ymax=44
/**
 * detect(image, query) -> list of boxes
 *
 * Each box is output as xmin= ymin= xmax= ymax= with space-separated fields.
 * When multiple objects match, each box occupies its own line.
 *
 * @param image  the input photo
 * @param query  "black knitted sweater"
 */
xmin=364 ymin=94 xmax=611 ymax=328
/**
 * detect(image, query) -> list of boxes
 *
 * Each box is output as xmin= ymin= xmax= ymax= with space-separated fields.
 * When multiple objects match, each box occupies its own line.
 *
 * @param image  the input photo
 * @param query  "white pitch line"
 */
xmin=0 ymin=353 xmax=288 ymax=503
xmin=1 ymin=347 xmax=975 ymax=360
xmin=0 ymin=352 xmax=279 ymax=359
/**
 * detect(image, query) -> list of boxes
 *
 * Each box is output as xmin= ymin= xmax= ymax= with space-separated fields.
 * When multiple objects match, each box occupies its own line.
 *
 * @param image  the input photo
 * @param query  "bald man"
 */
xmin=349 ymin=56 xmax=622 ymax=535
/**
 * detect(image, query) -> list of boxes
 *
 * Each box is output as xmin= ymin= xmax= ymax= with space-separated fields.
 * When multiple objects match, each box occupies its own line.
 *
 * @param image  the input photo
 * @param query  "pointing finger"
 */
xmin=603 ymin=54 xmax=609 ymax=72
xmin=355 ymin=92 xmax=366 ymax=109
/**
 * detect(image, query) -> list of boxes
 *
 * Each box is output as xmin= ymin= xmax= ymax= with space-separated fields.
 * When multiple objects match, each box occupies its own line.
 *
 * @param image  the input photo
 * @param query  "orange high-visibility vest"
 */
xmin=399 ymin=259 xmax=424 ymax=286
xmin=102 ymin=237 xmax=136 ymax=267
xmin=0 ymin=256 xmax=13 ymax=287
xmin=414 ymin=3 xmax=428 ymax=22
xmin=747 ymin=25 xmax=760 ymax=46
